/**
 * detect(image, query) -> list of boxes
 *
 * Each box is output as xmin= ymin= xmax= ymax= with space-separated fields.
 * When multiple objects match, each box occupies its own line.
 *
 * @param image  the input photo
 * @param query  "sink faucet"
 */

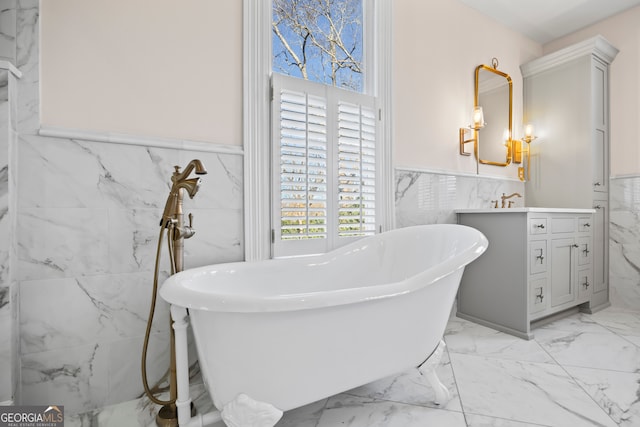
xmin=501 ymin=192 xmax=522 ymax=208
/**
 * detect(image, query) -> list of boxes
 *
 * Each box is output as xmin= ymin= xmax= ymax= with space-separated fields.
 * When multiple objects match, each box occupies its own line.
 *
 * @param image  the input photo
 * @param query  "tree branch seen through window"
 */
xmin=272 ymin=0 xmax=363 ymax=92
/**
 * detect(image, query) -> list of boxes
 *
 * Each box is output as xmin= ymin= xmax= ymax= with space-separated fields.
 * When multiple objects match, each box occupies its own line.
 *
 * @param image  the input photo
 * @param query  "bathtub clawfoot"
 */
xmin=221 ymin=393 xmax=283 ymax=427
xmin=417 ymin=340 xmax=451 ymax=405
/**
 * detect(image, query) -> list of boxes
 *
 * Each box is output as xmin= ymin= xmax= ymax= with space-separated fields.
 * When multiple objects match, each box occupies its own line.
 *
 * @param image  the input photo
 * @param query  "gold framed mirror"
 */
xmin=475 ymin=61 xmax=513 ymax=166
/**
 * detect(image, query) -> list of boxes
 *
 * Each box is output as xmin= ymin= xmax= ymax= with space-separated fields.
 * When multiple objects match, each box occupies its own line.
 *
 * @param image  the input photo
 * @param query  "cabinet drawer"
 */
xmin=529 ymin=218 xmax=547 ymax=235
xmin=578 ymin=217 xmax=592 ymax=233
xmin=576 ymin=236 xmax=592 ymax=266
xmin=577 ymin=267 xmax=593 ymax=302
xmin=529 ymin=278 xmax=547 ymax=315
xmin=529 ymin=240 xmax=548 ymax=275
xmin=551 ymin=217 xmax=576 ymax=233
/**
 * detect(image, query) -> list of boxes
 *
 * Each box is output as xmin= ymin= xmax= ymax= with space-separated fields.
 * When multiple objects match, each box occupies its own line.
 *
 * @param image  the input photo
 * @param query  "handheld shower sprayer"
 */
xmin=142 ymin=159 xmax=207 ymax=427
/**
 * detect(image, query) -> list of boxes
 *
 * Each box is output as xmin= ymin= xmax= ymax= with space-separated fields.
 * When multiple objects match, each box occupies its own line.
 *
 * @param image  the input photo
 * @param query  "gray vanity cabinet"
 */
xmin=456 ymin=209 xmax=594 ymax=339
xmin=521 ymin=36 xmax=618 ymax=313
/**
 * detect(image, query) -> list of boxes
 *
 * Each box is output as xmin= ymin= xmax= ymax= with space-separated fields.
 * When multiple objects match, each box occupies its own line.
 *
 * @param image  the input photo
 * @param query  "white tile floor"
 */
xmin=69 ymin=306 xmax=640 ymax=426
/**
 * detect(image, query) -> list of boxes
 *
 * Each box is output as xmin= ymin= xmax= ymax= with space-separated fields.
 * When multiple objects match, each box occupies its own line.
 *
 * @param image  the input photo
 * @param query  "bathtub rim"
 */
xmin=160 ymin=224 xmax=488 ymax=313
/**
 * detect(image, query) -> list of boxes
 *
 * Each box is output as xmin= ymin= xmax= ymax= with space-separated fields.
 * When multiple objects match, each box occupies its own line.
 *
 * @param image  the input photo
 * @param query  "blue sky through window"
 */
xmin=272 ymin=0 xmax=363 ymax=92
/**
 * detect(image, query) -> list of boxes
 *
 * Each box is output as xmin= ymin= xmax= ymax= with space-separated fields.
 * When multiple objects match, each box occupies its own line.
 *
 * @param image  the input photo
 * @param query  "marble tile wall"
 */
xmin=0 ymin=0 xmax=17 ymax=62
xmin=610 ymin=176 xmax=640 ymax=310
xmin=16 ymin=136 xmax=244 ymax=414
xmin=0 ymin=69 xmax=11 ymax=403
xmin=395 ymin=168 xmax=525 ymax=227
xmin=0 ymin=65 xmax=19 ymax=404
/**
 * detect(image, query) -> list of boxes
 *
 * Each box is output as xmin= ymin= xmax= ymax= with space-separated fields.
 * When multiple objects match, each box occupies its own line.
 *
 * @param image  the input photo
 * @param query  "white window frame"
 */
xmin=243 ymin=0 xmax=393 ymax=261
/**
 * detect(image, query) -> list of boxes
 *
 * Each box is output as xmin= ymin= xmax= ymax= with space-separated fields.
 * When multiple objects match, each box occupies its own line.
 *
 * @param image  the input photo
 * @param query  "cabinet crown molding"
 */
xmin=521 ymin=35 xmax=619 ymax=78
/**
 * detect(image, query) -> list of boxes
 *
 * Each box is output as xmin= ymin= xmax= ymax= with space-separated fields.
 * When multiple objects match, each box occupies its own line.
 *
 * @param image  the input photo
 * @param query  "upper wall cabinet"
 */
xmin=521 ymin=35 xmax=618 ymax=312
xmin=521 ymin=36 xmax=618 ymax=208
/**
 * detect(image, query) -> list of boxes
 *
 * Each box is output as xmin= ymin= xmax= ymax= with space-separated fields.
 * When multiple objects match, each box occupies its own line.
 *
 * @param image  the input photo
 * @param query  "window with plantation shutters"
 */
xmin=278 ymin=83 xmax=328 ymax=241
xmin=272 ymin=73 xmax=377 ymax=257
xmin=338 ymin=100 xmax=376 ymax=237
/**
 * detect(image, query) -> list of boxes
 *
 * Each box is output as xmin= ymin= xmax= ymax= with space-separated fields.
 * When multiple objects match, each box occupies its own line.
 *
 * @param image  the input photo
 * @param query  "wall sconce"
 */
xmin=515 ymin=124 xmax=537 ymax=181
xmin=459 ymin=106 xmax=485 ymax=156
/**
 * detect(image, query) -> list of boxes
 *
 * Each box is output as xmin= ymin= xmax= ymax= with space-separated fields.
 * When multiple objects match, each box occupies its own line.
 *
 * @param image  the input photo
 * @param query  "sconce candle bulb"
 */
xmin=472 ymin=106 xmax=485 ymax=130
xmin=525 ymin=124 xmax=534 ymax=139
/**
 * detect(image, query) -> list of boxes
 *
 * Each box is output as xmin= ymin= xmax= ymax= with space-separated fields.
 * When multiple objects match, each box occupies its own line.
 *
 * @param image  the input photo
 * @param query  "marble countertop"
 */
xmin=455 ymin=207 xmax=596 ymax=214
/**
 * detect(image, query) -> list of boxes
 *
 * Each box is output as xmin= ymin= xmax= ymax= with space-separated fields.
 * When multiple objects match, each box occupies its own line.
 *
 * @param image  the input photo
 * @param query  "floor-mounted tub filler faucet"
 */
xmin=142 ymin=159 xmax=208 ymax=427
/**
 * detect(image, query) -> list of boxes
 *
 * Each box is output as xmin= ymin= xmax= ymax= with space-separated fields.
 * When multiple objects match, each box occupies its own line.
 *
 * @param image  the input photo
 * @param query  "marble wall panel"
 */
xmin=0 ymin=0 xmax=16 ymax=62
xmin=610 ymin=177 xmax=640 ymax=310
xmin=0 ymin=70 xmax=11 ymax=403
xmin=16 ymin=134 xmax=245 ymax=413
xmin=16 ymin=0 xmax=38 ymax=135
xmin=395 ymin=168 xmax=525 ymax=228
xmin=20 ymin=341 xmax=110 ymax=414
xmin=9 ymin=72 xmax=18 ymax=403
xmin=0 ymin=295 xmax=10 ymax=403
xmin=20 ymin=273 xmax=170 ymax=355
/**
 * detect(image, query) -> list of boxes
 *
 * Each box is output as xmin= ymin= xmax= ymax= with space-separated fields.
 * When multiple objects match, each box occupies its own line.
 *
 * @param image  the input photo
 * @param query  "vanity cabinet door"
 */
xmin=592 ymin=58 xmax=608 ymax=194
xmin=550 ymin=238 xmax=576 ymax=307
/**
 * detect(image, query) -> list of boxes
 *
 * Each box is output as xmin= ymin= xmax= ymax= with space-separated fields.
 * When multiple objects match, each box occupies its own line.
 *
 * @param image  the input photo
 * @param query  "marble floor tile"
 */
xmin=276 ymin=398 xmax=327 ymax=427
xmin=344 ymin=350 xmax=462 ymax=412
xmin=450 ymin=353 xmax=617 ymax=427
xmin=464 ymin=414 xmax=551 ymax=426
xmin=317 ymin=393 xmax=467 ymax=427
xmin=565 ymin=366 xmax=640 ymax=426
xmin=589 ymin=309 xmax=640 ymax=337
xmin=446 ymin=316 xmax=554 ymax=363
xmin=66 ymin=398 xmax=156 ymax=427
xmin=621 ymin=334 xmax=640 ymax=347
xmin=537 ymin=312 xmax=613 ymax=334
xmin=534 ymin=328 xmax=640 ymax=372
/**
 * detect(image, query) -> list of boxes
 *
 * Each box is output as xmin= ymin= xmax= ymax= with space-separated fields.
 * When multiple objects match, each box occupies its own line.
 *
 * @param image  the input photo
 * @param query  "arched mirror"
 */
xmin=475 ymin=62 xmax=512 ymax=166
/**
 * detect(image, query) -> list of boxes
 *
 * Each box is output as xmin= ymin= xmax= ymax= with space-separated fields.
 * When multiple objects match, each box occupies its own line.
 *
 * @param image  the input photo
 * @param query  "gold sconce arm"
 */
xmin=512 ymin=139 xmax=523 ymax=164
xmin=515 ymin=124 xmax=537 ymax=181
xmin=459 ymin=128 xmax=476 ymax=156
xmin=459 ymin=106 xmax=485 ymax=157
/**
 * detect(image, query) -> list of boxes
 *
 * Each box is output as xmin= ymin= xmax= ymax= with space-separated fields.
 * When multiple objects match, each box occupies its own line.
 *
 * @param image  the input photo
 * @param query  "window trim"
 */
xmin=243 ymin=0 xmax=393 ymax=261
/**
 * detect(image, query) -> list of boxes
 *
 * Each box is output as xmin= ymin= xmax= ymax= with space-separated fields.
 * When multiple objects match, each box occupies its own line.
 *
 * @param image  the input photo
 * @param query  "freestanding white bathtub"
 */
xmin=160 ymin=224 xmax=487 ymax=427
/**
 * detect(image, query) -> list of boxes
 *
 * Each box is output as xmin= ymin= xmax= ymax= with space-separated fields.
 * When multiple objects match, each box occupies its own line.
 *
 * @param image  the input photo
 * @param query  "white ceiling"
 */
xmin=458 ymin=0 xmax=640 ymax=44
